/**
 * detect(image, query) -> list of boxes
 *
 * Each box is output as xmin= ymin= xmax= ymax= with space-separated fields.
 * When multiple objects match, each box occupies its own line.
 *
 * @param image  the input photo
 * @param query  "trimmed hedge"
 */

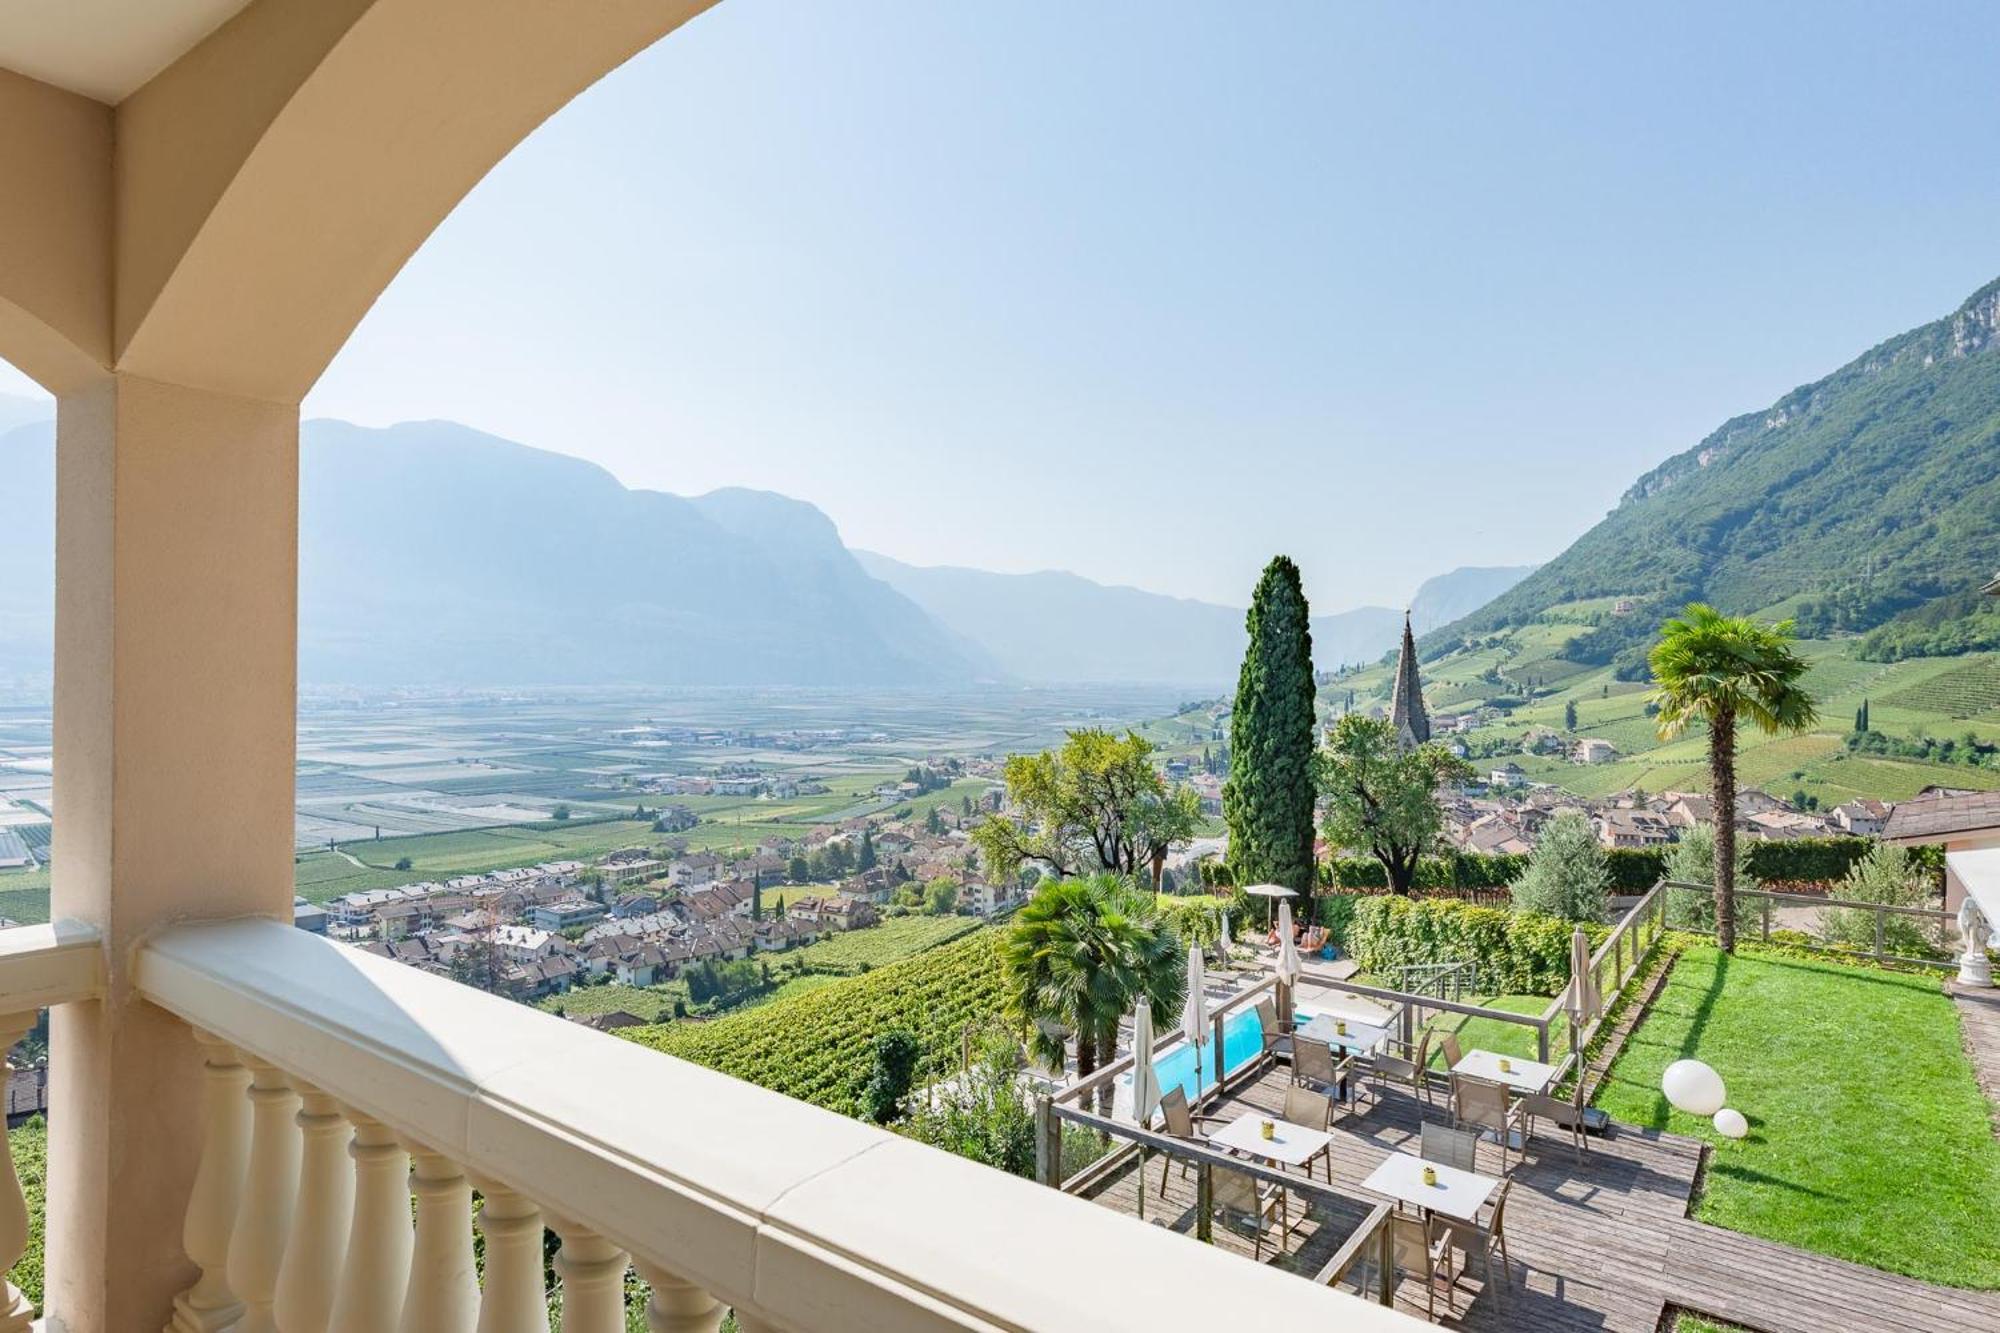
xmin=1348 ymin=895 xmax=1601 ymax=994
xmin=1319 ymin=836 xmax=1882 ymax=897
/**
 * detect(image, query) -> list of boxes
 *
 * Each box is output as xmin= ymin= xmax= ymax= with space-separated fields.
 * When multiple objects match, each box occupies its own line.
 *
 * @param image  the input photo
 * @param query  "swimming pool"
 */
xmin=1128 ymin=1005 xmax=1316 ymax=1110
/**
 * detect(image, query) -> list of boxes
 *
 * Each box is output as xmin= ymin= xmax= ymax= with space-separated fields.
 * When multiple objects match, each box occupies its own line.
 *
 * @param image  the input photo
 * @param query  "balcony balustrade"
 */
xmin=0 ymin=916 xmax=1418 ymax=1331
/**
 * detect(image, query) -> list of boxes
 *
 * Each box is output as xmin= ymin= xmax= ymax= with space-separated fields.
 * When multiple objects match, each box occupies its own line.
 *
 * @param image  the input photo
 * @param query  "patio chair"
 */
xmin=1520 ymin=1072 xmax=1588 ymax=1160
xmin=1388 ymin=1212 xmax=1455 ymax=1322
xmin=1293 ymin=1035 xmax=1338 ymax=1091
xmin=1438 ymin=1032 xmax=1464 ymax=1073
xmin=1156 ymin=1086 xmax=1227 ymax=1197
xmin=1371 ymin=1027 xmax=1434 ymax=1114
xmin=1211 ymin=1165 xmax=1289 ymax=1261
xmin=1280 ymin=1084 xmax=1335 ymax=1180
xmin=1438 ymin=1176 xmax=1514 ymax=1305
xmin=1419 ymin=1122 xmax=1479 ymax=1174
xmin=1451 ymin=1074 xmax=1526 ymax=1175
xmin=1255 ymin=997 xmax=1293 ymax=1063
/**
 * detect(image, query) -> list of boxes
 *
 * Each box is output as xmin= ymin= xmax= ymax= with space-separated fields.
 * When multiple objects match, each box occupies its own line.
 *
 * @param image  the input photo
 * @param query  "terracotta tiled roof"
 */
xmin=1882 ymin=789 xmax=2000 ymax=842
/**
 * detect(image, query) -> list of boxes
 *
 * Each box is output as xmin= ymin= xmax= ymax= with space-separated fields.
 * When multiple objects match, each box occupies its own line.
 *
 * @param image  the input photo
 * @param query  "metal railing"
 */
xmin=1390 ymin=960 xmax=1483 ymax=1005
xmin=1541 ymin=878 xmax=1672 ymax=1086
xmin=1729 ymin=885 xmax=1961 ymax=970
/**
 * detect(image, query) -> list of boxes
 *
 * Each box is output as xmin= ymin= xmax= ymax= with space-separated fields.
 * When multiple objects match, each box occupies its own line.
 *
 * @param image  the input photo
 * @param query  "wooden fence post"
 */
xmin=1875 ymin=908 xmax=1886 ymax=964
xmin=1033 ymin=1095 xmax=1058 ymax=1187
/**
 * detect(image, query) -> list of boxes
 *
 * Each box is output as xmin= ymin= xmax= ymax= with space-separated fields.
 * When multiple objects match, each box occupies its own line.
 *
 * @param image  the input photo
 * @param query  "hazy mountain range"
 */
xmin=856 ymin=552 xmax=1532 ymax=683
xmin=0 ymin=402 xmax=1528 ymax=687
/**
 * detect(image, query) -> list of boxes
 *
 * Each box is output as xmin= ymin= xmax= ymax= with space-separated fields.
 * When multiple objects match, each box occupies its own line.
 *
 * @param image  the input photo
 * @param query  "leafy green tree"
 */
xmin=925 ymin=878 xmax=960 ymax=915
xmin=1649 ymin=604 xmax=1817 ymax=951
xmin=1855 ymin=698 xmax=1870 ymax=732
xmin=751 ymin=874 xmax=763 ymax=922
xmin=857 ymin=827 xmax=877 ymax=871
xmin=972 ymin=730 xmax=1190 ymax=880
xmin=1318 ymin=715 xmax=1473 ymax=895
xmin=1135 ymin=785 xmax=1202 ymax=894
xmin=999 ymin=875 xmax=1184 ymax=1088
xmin=925 ymin=806 xmax=945 ymax=836
xmin=1563 ymin=698 xmax=1579 ymax=732
xmin=861 ymin=1030 xmax=922 ymax=1124
xmin=788 ymin=855 xmax=809 ymax=883
xmin=1508 ymin=809 xmax=1608 ymax=922
xmin=1224 ymin=556 xmax=1319 ymax=899
xmin=550 ymin=804 xmax=570 ymax=822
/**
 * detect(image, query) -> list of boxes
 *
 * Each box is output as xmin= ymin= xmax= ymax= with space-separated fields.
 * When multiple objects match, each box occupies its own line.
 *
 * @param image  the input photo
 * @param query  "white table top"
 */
xmin=1207 ymin=1112 xmax=1333 ymax=1169
xmin=1451 ymin=1048 xmax=1556 ymax=1095
xmin=1296 ymin=1014 xmax=1389 ymax=1055
xmin=1305 ymin=996 xmax=1399 ymax=1028
xmin=1362 ymin=1153 xmax=1498 ymax=1222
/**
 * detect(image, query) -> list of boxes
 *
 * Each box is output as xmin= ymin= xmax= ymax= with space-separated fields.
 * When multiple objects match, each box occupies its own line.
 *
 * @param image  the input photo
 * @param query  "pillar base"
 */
xmin=1959 ymin=951 xmax=1994 ymax=989
xmin=165 ymin=1292 xmax=243 ymax=1333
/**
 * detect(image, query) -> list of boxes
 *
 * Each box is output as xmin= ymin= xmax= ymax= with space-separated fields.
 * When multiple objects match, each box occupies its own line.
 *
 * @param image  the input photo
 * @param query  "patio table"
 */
xmin=1206 ymin=1111 xmax=1333 ymax=1172
xmin=1296 ymin=1013 xmax=1388 ymax=1057
xmin=1361 ymin=1153 xmax=1497 ymax=1223
xmin=1451 ymin=1048 xmax=1556 ymax=1096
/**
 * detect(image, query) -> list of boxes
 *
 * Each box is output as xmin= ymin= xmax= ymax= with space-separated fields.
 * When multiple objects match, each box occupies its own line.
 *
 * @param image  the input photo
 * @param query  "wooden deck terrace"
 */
xmin=1061 ymin=1058 xmax=2000 ymax=1332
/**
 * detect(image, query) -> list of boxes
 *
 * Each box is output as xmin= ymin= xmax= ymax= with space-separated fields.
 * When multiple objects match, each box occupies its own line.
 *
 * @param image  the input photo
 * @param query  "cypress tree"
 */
xmin=1224 ymin=556 xmax=1318 ymax=899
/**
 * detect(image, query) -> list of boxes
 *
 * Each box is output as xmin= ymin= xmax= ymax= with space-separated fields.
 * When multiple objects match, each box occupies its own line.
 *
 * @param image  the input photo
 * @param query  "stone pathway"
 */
xmin=1949 ymin=980 xmax=2000 ymax=1137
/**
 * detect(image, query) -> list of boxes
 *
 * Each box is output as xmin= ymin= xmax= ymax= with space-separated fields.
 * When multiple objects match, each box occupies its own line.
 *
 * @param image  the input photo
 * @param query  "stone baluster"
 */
xmin=274 ymin=1086 xmax=354 ymax=1333
xmin=328 ymin=1114 xmax=412 ymax=1333
xmin=553 ymin=1224 xmax=629 ymax=1333
xmin=634 ymin=1262 xmax=724 ymax=1333
xmin=226 ymin=1059 xmax=302 ymax=1333
xmin=0 ymin=1014 xmax=38 ymax=1333
xmin=168 ymin=1031 xmax=253 ymax=1333
xmin=398 ymin=1148 xmax=478 ymax=1333
xmin=473 ymin=1182 xmax=549 ymax=1333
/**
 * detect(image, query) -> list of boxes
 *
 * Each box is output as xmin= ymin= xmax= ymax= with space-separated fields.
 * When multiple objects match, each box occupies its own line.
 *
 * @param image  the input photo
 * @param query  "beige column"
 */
xmin=46 ymin=373 xmax=300 ymax=1333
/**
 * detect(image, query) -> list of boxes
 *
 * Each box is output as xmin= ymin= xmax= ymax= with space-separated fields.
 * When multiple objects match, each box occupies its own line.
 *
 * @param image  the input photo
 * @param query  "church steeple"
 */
xmin=1388 ymin=611 xmax=1430 ymax=750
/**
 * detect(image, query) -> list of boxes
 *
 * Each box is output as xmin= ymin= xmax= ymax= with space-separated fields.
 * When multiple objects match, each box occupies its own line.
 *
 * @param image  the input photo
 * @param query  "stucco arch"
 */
xmin=1 ymin=0 xmax=717 ymax=402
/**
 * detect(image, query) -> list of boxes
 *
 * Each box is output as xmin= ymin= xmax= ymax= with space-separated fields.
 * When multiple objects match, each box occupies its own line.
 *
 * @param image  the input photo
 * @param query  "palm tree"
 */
xmin=999 ymin=875 xmax=1185 ymax=1095
xmin=1649 ymin=604 xmax=1817 ymax=951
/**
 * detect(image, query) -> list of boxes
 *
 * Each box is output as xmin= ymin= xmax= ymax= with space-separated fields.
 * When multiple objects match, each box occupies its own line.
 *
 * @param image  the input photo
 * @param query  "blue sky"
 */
xmin=8 ymin=1 xmax=2000 ymax=609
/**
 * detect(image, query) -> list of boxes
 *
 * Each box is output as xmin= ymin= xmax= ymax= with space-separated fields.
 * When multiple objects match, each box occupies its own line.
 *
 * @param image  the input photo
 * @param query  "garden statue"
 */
xmin=1959 ymin=894 xmax=1994 ymax=988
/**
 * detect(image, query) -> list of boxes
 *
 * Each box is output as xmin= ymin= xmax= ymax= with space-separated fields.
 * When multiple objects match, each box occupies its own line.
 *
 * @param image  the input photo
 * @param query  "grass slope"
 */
xmin=1594 ymin=945 xmax=2000 ymax=1287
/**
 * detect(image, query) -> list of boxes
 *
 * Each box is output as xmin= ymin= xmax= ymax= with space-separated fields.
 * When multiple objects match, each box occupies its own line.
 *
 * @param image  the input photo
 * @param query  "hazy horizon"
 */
xmin=7 ymin=2 xmax=2000 ymax=608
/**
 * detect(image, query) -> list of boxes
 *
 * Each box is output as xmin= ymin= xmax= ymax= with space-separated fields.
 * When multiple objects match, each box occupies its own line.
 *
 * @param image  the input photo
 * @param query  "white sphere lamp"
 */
xmin=1713 ymin=1107 xmax=1748 ymax=1140
xmin=1662 ymin=1059 xmax=1726 ymax=1116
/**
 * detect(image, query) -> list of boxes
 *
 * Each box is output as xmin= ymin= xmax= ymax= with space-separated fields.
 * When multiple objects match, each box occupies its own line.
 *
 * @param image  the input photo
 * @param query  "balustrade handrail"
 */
xmin=0 ymin=919 xmax=103 ymax=1012
xmin=133 ymin=918 xmax=1420 ymax=1331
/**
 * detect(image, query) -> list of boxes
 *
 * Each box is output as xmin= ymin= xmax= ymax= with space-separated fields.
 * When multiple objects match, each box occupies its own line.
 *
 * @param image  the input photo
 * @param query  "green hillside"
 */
xmin=1426 ymin=277 xmax=2000 ymax=673
xmin=1328 ymin=610 xmax=2000 ymax=806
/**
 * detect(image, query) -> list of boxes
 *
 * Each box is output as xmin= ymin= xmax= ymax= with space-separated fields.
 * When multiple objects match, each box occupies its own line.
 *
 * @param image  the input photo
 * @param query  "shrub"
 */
xmin=861 ymin=1030 xmax=921 ymax=1124
xmin=1604 ymin=847 xmax=1667 ymax=891
xmin=1816 ymin=843 xmax=1945 ymax=960
xmin=1661 ymin=824 xmax=1757 ymax=932
xmin=1508 ymin=810 xmax=1610 ymax=923
xmin=1347 ymin=896 xmax=1591 ymax=994
xmin=898 ymin=1039 xmax=1037 ymax=1176
xmin=1315 ymin=892 xmax=1361 ymax=948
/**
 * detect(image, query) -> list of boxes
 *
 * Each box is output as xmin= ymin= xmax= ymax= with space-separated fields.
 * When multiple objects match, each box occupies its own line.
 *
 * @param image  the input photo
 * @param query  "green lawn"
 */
xmin=10 ymin=1118 xmax=41 ymax=1308
xmin=1594 ymin=944 xmax=2000 ymax=1287
xmin=1418 ymin=993 xmax=1568 ymax=1069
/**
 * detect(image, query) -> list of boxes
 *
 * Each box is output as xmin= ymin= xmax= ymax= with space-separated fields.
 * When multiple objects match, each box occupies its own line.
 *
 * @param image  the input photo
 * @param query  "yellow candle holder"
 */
xmin=1259 ymin=1119 xmax=1275 ymax=1140
xmin=1335 ymin=1019 xmax=1349 ymax=1037
xmin=1422 ymin=1165 xmax=1438 ymax=1186
xmin=1499 ymin=1057 xmax=1514 ymax=1074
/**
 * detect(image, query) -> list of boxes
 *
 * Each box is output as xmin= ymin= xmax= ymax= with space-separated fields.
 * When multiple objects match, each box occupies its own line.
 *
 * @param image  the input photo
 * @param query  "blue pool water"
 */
xmin=1135 ymin=1007 xmax=1316 ymax=1108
